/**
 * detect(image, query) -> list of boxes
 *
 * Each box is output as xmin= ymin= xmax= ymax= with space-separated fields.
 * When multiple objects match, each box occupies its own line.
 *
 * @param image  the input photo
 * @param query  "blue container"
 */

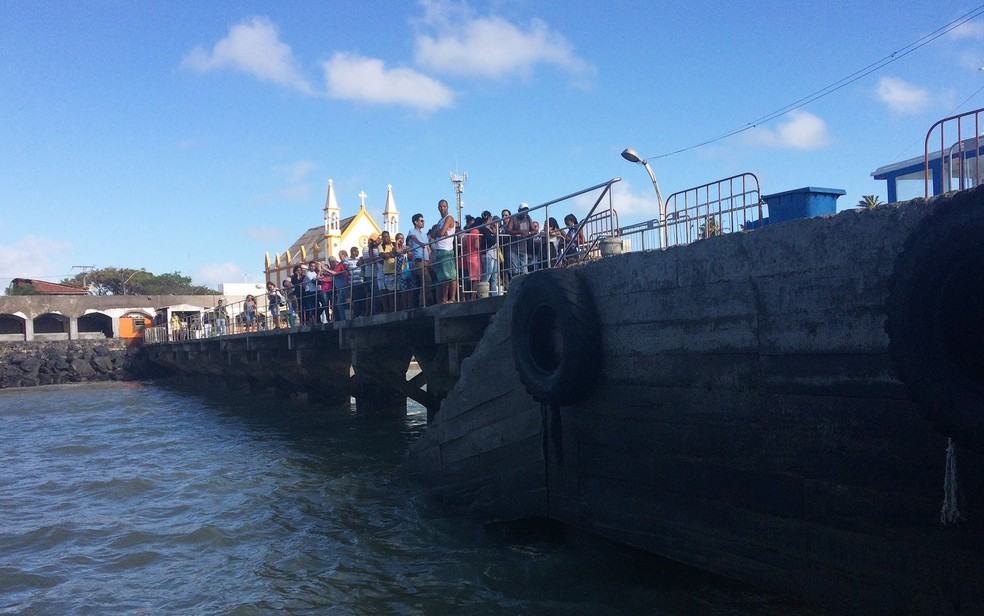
xmin=761 ymin=187 xmax=846 ymax=224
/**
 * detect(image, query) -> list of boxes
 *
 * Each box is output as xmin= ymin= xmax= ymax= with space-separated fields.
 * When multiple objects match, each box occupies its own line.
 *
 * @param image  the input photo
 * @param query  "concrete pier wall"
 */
xmin=411 ymin=188 xmax=984 ymax=614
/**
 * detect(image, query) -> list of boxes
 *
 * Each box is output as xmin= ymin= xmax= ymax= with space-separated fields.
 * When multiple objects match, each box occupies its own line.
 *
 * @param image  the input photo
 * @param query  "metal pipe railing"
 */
xmin=145 ymin=178 xmax=623 ymax=344
xmin=924 ymin=107 xmax=984 ymax=198
xmin=616 ymin=173 xmax=764 ymax=253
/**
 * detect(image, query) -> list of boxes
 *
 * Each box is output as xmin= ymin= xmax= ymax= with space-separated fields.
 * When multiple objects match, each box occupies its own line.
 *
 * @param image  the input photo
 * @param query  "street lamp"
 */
xmin=621 ymin=148 xmax=668 ymax=248
xmin=121 ymin=268 xmax=145 ymax=296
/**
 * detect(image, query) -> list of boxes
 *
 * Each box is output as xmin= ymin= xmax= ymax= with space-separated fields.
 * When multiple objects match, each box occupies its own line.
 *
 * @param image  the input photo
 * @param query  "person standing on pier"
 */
xmin=345 ymin=247 xmax=365 ymax=318
xmin=360 ymin=235 xmax=381 ymax=315
xmin=266 ymin=281 xmax=283 ymax=329
xmin=433 ymin=199 xmax=457 ymax=304
xmin=290 ymin=265 xmax=306 ymax=326
xmin=282 ymin=279 xmax=296 ymax=327
xmin=407 ymin=213 xmax=431 ymax=308
xmin=214 ymin=299 xmax=228 ymax=336
xmin=478 ymin=211 xmax=499 ymax=295
xmin=378 ymin=231 xmax=397 ymax=313
xmin=304 ymin=261 xmax=320 ymax=324
xmin=244 ymin=294 xmax=257 ymax=332
xmin=504 ymin=204 xmax=532 ymax=284
xmin=332 ymin=252 xmax=349 ymax=321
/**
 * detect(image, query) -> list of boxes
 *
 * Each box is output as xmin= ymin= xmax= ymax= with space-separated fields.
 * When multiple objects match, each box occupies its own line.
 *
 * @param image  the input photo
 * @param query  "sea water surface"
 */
xmin=0 ymin=382 xmax=828 ymax=615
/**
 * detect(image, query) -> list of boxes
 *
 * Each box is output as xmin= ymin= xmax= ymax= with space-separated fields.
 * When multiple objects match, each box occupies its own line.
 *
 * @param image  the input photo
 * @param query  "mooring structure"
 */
xmin=141 ymin=297 xmax=504 ymax=420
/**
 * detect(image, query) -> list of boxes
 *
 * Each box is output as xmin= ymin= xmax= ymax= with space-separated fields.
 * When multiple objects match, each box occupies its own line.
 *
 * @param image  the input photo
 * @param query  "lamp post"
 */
xmin=621 ymin=148 xmax=668 ymax=248
xmin=121 ymin=268 xmax=145 ymax=296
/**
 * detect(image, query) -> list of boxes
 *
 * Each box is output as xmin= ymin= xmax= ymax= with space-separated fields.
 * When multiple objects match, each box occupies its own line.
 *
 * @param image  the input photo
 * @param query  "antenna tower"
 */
xmin=450 ymin=171 xmax=468 ymax=226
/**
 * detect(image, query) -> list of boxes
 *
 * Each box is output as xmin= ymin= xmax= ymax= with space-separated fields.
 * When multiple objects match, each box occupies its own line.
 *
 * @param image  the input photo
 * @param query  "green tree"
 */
xmin=6 ymin=282 xmax=38 ymax=295
xmin=857 ymin=195 xmax=882 ymax=209
xmin=60 ymin=267 xmax=216 ymax=295
xmin=699 ymin=216 xmax=723 ymax=239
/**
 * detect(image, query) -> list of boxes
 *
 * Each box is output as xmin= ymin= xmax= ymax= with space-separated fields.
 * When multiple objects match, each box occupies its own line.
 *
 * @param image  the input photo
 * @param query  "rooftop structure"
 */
xmin=265 ymin=180 xmax=393 ymax=285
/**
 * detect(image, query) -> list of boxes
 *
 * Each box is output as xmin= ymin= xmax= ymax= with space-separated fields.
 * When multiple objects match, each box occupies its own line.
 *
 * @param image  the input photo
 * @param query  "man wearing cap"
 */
xmin=432 ymin=199 xmax=457 ymax=304
xmin=504 ymin=203 xmax=533 ymax=283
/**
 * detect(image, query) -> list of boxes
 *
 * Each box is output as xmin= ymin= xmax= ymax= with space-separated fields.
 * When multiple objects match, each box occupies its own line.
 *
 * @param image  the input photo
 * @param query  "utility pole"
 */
xmin=72 ymin=265 xmax=95 ymax=293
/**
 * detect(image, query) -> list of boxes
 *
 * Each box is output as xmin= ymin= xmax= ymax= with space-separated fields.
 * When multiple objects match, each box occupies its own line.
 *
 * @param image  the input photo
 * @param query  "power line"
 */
xmin=893 ymin=79 xmax=984 ymax=160
xmin=649 ymin=4 xmax=984 ymax=160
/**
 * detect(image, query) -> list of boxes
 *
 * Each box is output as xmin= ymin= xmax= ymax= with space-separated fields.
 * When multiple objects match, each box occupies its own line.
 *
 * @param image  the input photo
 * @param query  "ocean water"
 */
xmin=0 ymin=382 xmax=828 ymax=615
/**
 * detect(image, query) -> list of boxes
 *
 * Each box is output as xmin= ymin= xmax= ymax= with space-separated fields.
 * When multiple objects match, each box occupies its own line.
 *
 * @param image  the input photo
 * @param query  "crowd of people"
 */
xmin=158 ymin=200 xmax=590 ymax=340
xmin=167 ymin=200 xmax=589 ymax=336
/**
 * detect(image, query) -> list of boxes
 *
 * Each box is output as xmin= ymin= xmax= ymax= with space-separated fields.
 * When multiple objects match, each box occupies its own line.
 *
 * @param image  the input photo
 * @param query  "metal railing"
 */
xmin=925 ymin=107 xmax=984 ymax=198
xmin=616 ymin=173 xmax=765 ymax=252
xmin=144 ymin=178 xmax=622 ymax=344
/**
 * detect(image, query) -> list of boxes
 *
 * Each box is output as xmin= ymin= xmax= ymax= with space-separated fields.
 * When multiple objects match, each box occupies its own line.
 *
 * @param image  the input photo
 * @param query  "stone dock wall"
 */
xmin=0 ymin=340 xmax=154 ymax=388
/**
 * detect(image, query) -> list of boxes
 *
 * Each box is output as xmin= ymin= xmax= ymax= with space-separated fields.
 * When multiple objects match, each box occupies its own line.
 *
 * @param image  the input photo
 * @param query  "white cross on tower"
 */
xmin=359 ymin=191 xmax=367 ymax=207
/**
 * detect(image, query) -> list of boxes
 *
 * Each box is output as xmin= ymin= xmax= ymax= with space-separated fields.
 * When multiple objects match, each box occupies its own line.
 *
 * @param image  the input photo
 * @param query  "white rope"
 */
xmin=941 ymin=437 xmax=961 ymax=525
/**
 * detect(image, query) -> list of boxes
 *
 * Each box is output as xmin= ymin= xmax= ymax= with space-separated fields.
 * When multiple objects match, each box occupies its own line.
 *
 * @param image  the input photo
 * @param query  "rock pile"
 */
xmin=0 ymin=341 xmax=151 ymax=388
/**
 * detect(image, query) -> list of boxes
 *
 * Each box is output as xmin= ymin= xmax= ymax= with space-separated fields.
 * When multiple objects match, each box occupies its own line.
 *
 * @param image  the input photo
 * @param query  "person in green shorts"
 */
xmin=432 ymin=199 xmax=457 ymax=304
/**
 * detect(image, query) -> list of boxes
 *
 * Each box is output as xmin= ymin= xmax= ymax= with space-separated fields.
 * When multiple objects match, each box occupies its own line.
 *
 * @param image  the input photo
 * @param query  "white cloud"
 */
xmin=744 ymin=110 xmax=830 ymax=150
xmin=947 ymin=21 xmax=984 ymax=40
xmin=0 ymin=236 xmax=72 ymax=283
xmin=182 ymin=17 xmax=312 ymax=93
xmin=193 ymin=262 xmax=250 ymax=290
xmin=276 ymin=160 xmax=317 ymax=183
xmin=572 ymin=179 xmax=661 ymax=222
xmin=321 ymin=52 xmax=454 ymax=111
xmin=415 ymin=1 xmax=594 ymax=80
xmin=251 ymin=184 xmax=311 ymax=205
xmin=244 ymin=226 xmax=285 ymax=245
xmin=876 ymin=76 xmax=931 ymax=114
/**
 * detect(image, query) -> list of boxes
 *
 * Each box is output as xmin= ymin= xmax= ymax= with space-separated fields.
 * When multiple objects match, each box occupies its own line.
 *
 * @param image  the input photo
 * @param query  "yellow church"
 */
xmin=264 ymin=179 xmax=400 ymax=286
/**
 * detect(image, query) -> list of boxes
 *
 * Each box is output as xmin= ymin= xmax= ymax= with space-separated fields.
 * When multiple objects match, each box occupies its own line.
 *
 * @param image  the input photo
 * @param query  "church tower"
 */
xmin=323 ymin=179 xmax=341 ymax=257
xmin=382 ymin=184 xmax=399 ymax=237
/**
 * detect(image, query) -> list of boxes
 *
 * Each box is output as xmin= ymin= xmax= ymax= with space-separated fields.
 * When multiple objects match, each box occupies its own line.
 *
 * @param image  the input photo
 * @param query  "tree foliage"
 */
xmin=7 ymin=283 xmax=38 ymax=296
xmin=60 ymin=268 xmax=216 ymax=296
xmin=857 ymin=195 xmax=883 ymax=209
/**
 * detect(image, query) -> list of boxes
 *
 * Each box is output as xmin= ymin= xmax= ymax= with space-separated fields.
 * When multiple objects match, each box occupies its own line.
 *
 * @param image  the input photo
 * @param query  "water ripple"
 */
xmin=0 ymin=382 xmax=828 ymax=615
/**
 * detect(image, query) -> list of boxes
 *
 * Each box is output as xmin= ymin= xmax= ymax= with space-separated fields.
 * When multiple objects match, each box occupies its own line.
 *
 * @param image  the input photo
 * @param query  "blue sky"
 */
xmin=2 ymin=0 xmax=983 ymax=290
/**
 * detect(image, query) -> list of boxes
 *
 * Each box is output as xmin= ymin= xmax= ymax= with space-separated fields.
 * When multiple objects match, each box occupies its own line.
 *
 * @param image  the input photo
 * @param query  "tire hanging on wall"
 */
xmin=886 ymin=188 xmax=984 ymax=452
xmin=511 ymin=268 xmax=601 ymax=406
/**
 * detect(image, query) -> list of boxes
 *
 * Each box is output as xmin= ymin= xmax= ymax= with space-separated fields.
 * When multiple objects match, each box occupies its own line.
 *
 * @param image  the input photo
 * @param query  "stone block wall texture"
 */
xmin=0 ymin=340 xmax=153 ymax=388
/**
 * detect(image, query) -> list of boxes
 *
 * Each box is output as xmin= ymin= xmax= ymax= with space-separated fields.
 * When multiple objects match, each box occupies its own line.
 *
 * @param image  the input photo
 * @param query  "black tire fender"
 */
xmin=510 ymin=268 xmax=601 ymax=406
xmin=886 ymin=189 xmax=984 ymax=450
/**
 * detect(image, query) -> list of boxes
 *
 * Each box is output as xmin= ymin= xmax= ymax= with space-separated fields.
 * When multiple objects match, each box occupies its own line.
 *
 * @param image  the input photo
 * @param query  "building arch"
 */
xmin=34 ymin=312 xmax=69 ymax=339
xmin=0 ymin=313 xmax=27 ymax=341
xmin=78 ymin=310 xmax=113 ymax=339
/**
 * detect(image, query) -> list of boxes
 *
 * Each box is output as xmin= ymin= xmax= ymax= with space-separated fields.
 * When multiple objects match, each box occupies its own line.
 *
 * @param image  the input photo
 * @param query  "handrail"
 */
xmin=924 ymin=107 xmax=984 ymax=198
xmin=616 ymin=173 xmax=764 ymax=252
xmin=145 ymin=178 xmax=623 ymax=344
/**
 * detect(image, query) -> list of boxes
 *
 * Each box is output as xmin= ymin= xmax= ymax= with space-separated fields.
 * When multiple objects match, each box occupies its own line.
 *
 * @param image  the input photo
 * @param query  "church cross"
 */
xmin=359 ymin=191 xmax=367 ymax=207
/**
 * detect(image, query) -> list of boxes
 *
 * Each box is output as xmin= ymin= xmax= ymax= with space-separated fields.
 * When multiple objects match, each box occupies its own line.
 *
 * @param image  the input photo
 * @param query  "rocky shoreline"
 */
xmin=0 ymin=340 xmax=153 ymax=388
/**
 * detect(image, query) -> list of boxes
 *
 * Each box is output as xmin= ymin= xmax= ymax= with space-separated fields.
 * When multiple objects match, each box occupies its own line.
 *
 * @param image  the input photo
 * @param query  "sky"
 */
xmin=2 ymin=0 xmax=984 ymax=290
